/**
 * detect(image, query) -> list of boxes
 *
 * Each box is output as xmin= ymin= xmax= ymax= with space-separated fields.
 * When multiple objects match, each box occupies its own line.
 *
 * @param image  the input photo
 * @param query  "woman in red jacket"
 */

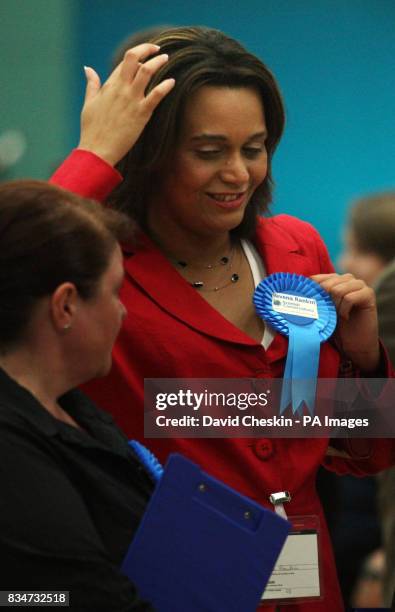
xmin=51 ymin=27 xmax=394 ymax=611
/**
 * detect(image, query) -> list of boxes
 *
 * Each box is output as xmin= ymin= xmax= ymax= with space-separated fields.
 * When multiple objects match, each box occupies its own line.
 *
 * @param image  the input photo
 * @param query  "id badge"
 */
xmin=261 ymin=515 xmax=323 ymax=605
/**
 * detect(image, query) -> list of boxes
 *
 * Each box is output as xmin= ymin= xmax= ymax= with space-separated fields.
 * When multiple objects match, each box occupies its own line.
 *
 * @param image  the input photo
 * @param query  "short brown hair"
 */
xmin=349 ymin=192 xmax=395 ymax=262
xmin=0 ymin=180 xmax=131 ymax=350
xmin=109 ymin=26 xmax=285 ymax=239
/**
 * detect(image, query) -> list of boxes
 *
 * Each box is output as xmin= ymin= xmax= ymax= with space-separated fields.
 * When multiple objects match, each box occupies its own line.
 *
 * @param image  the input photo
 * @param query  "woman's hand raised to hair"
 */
xmin=311 ymin=273 xmax=380 ymax=373
xmin=78 ymin=44 xmax=175 ymax=166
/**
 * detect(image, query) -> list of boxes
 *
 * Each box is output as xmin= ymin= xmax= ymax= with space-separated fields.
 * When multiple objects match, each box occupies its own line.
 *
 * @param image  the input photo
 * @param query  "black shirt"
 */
xmin=0 ymin=367 xmax=155 ymax=610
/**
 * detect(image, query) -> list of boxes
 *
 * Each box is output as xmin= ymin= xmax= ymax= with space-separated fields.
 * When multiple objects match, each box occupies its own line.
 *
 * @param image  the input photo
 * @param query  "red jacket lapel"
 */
xmin=254 ymin=215 xmax=319 ymax=277
xmin=123 ymin=233 xmax=256 ymax=345
xmin=122 ymin=217 xmax=315 ymax=345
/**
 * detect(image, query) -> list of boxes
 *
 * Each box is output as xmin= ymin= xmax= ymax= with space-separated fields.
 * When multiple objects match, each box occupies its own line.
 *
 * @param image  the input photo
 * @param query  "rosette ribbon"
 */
xmin=253 ymin=273 xmax=337 ymax=415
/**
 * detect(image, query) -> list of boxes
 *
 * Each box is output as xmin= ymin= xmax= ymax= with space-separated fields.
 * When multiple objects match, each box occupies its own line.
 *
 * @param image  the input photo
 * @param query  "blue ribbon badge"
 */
xmin=253 ymin=273 xmax=337 ymax=415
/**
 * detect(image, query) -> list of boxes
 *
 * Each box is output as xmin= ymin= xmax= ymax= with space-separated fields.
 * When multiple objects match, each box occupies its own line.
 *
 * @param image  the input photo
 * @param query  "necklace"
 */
xmin=176 ymin=249 xmax=234 ymax=270
xmin=151 ymin=227 xmax=242 ymax=292
xmin=191 ymin=272 xmax=240 ymax=292
xmin=173 ymin=244 xmax=235 ymax=269
xmin=174 ymin=245 xmax=240 ymax=292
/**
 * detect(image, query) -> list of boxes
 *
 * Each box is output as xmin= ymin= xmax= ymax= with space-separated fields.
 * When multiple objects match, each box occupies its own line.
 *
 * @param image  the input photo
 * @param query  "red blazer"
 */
xmin=51 ymin=150 xmax=395 ymax=612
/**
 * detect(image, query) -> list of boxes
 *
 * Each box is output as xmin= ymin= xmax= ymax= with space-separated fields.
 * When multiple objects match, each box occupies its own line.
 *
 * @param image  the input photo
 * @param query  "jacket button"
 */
xmin=253 ymin=439 xmax=274 ymax=460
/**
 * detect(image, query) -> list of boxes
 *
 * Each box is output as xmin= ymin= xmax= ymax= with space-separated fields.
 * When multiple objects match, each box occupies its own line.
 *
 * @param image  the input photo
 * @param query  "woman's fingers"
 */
xmin=311 ymin=273 xmax=376 ymax=319
xmin=311 ymin=273 xmax=379 ymax=372
xmin=132 ymin=53 xmax=170 ymax=96
xmin=125 ymin=42 xmax=161 ymax=62
xmin=118 ymin=44 xmax=161 ymax=82
xmin=83 ymin=66 xmax=101 ymax=103
xmin=145 ymin=78 xmax=176 ymax=114
xmin=336 ymin=286 xmax=375 ymax=320
xmin=312 ymin=273 xmax=354 ymax=286
xmin=107 ymin=50 xmax=173 ymax=111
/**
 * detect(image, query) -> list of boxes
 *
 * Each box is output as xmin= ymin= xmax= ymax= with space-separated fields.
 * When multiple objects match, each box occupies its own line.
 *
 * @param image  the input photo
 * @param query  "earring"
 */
xmin=63 ymin=323 xmax=71 ymax=330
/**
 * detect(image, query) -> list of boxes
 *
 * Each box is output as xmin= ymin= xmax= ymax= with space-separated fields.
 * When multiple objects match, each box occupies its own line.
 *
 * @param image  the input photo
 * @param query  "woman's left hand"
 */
xmin=311 ymin=273 xmax=380 ymax=373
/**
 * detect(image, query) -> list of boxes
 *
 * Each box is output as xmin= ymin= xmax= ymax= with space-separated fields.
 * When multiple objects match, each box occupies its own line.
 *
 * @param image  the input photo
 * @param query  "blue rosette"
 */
xmin=253 ymin=272 xmax=337 ymax=415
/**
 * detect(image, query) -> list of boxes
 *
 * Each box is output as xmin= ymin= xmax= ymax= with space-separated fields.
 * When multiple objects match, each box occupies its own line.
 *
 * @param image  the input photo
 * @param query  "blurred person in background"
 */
xmin=339 ymin=191 xmax=395 ymax=608
xmin=340 ymin=192 xmax=395 ymax=363
xmin=111 ymin=24 xmax=174 ymax=69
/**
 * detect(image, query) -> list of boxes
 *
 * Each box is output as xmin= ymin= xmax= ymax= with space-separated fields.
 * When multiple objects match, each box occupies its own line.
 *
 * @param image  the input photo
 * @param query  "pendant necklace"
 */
xmin=174 ymin=244 xmax=240 ymax=292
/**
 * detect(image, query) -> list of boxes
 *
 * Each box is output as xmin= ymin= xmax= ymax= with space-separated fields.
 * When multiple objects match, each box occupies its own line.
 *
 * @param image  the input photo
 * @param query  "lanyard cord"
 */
xmin=128 ymin=440 xmax=164 ymax=483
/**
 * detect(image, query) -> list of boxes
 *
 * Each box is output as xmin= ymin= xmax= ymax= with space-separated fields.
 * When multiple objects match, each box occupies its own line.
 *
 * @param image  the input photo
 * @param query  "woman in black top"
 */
xmin=0 ymin=180 xmax=156 ymax=610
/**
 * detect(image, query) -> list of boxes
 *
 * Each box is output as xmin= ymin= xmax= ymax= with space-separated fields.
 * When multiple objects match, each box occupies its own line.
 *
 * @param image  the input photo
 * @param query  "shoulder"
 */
xmin=256 ymin=214 xmax=324 ymax=246
xmin=254 ymin=214 xmax=334 ymax=274
xmin=61 ymin=388 xmax=117 ymax=425
xmin=255 ymin=214 xmax=329 ymax=256
xmin=375 ymin=259 xmax=395 ymax=295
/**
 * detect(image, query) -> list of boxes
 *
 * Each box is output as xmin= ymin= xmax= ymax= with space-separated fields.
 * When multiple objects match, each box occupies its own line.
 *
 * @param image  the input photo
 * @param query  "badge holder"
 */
xmin=261 ymin=499 xmax=324 ymax=606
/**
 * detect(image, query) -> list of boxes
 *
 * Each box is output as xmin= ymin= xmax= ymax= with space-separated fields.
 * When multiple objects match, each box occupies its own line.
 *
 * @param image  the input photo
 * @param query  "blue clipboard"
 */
xmin=122 ymin=453 xmax=290 ymax=612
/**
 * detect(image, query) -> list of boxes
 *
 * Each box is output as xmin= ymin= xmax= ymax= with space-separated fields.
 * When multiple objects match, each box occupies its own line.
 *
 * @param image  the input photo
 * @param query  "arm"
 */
xmin=303 ymin=223 xmax=395 ymax=470
xmin=50 ymin=149 xmax=122 ymax=201
xmin=323 ymin=438 xmax=395 ymax=476
xmin=50 ymin=43 xmax=175 ymax=201
xmin=0 ymin=425 xmax=154 ymax=611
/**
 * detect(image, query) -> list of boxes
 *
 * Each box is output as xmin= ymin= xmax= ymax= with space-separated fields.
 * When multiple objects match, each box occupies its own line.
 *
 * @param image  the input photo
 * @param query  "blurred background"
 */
xmin=1 ymin=0 xmax=394 ymax=262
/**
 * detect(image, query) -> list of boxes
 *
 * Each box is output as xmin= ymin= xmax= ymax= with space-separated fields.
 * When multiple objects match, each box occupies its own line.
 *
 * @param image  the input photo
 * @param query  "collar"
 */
xmin=121 ymin=217 xmax=315 ymax=346
xmin=253 ymin=214 xmax=315 ymax=275
xmin=0 ymin=367 xmax=115 ymax=444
